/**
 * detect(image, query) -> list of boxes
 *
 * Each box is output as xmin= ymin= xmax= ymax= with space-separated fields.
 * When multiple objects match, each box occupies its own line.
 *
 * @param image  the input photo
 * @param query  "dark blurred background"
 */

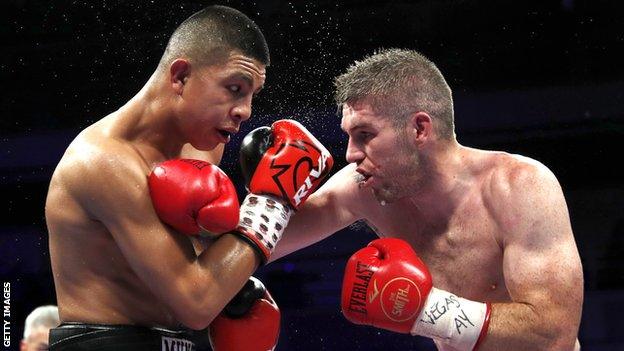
xmin=2 ymin=0 xmax=623 ymax=350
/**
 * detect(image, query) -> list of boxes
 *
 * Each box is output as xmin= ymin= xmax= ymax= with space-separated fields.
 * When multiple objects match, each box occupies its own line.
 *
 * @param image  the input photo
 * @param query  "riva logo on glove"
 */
xmin=293 ymin=151 xmax=331 ymax=206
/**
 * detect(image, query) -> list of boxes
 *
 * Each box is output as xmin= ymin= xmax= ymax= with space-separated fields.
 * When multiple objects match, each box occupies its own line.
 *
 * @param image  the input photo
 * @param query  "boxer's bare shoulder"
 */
xmin=46 ymin=117 xmax=181 ymax=326
xmin=49 ymin=119 xmax=146 ymax=213
xmin=481 ymin=151 xmax=568 ymax=243
xmin=479 ymin=151 xmax=583 ymax=346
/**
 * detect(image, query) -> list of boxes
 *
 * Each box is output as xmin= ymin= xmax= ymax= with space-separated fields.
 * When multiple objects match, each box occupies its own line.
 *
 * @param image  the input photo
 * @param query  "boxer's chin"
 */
xmin=192 ymin=140 xmax=220 ymax=152
xmin=372 ymin=185 xmax=400 ymax=206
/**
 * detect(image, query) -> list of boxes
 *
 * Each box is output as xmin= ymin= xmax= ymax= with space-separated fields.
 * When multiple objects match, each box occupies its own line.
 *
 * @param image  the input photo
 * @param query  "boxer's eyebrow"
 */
xmin=229 ymin=72 xmax=253 ymax=86
xmin=344 ymin=122 xmax=374 ymax=134
xmin=228 ymin=72 xmax=264 ymax=94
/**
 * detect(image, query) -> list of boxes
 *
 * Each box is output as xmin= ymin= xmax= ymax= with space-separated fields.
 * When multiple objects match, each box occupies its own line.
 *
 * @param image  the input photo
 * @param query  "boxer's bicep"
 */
xmin=270 ymin=164 xmax=362 ymax=261
xmin=500 ymin=164 xmax=582 ymax=343
xmin=75 ymin=151 xmax=208 ymax=319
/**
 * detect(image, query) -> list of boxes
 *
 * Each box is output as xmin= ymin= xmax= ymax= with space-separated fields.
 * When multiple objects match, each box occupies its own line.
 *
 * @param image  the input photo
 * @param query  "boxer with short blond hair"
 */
xmin=272 ymin=49 xmax=583 ymax=351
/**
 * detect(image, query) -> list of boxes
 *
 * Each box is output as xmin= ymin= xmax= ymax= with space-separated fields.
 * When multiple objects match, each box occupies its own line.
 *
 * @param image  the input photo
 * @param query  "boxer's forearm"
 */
xmin=268 ymin=217 xmax=344 ymax=262
xmin=269 ymin=225 xmax=326 ymax=262
xmin=175 ymin=234 xmax=259 ymax=329
xmin=478 ymin=302 xmax=579 ymax=351
xmin=269 ymin=191 xmax=358 ymax=262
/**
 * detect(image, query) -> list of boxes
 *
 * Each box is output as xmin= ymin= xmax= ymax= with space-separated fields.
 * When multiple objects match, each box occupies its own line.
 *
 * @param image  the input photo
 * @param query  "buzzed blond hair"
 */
xmin=335 ymin=49 xmax=455 ymax=139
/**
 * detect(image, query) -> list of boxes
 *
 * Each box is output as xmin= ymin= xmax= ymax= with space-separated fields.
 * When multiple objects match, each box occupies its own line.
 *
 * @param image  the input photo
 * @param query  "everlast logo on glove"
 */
xmin=346 ymin=261 xmax=375 ymax=315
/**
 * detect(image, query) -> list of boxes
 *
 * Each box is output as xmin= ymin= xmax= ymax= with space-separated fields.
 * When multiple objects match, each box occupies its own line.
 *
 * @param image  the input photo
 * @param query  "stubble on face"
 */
xmin=372 ymin=129 xmax=421 ymax=204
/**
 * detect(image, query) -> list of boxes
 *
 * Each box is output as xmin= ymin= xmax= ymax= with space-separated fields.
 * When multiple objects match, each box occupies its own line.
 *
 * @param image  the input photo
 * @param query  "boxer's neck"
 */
xmin=116 ymin=73 xmax=186 ymax=160
xmin=400 ymin=142 xmax=473 ymax=219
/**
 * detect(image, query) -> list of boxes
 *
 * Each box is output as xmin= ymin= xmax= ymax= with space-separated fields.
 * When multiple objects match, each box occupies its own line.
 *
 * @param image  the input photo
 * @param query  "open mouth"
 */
xmin=216 ymin=129 xmax=233 ymax=143
xmin=356 ymin=170 xmax=373 ymax=188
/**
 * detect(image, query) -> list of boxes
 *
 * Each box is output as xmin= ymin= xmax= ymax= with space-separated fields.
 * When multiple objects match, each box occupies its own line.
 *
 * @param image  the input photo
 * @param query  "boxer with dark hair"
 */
xmin=273 ymin=49 xmax=583 ymax=351
xmin=45 ymin=5 xmax=332 ymax=350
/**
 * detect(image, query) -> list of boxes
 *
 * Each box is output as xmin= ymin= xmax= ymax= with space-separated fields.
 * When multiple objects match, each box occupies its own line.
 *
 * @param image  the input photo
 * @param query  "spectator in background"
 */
xmin=20 ymin=305 xmax=59 ymax=351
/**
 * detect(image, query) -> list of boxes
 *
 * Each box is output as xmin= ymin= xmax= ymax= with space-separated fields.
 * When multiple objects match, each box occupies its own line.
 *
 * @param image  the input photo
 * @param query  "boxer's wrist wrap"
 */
xmin=410 ymin=287 xmax=491 ymax=351
xmin=235 ymin=193 xmax=292 ymax=262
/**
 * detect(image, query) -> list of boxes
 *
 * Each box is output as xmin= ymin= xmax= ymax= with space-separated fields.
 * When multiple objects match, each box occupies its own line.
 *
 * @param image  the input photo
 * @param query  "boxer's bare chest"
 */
xmin=48 ymin=127 xmax=179 ymax=325
xmin=362 ymin=194 xmax=510 ymax=302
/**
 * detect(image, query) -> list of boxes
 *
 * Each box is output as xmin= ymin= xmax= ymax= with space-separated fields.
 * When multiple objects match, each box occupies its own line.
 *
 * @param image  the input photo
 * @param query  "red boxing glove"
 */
xmin=236 ymin=120 xmax=334 ymax=261
xmin=341 ymin=238 xmax=491 ymax=351
xmin=341 ymin=238 xmax=432 ymax=333
xmin=148 ymin=159 xmax=239 ymax=236
xmin=209 ymin=277 xmax=280 ymax=351
xmin=240 ymin=119 xmax=334 ymax=209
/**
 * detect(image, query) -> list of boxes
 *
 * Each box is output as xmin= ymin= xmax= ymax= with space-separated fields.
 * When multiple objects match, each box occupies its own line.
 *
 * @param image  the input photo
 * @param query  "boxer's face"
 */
xmin=342 ymin=101 xmax=421 ymax=203
xmin=176 ymin=53 xmax=266 ymax=151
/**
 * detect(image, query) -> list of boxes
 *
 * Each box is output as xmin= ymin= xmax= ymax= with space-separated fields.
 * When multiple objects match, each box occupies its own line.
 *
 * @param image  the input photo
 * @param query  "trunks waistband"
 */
xmin=49 ymin=322 xmax=196 ymax=351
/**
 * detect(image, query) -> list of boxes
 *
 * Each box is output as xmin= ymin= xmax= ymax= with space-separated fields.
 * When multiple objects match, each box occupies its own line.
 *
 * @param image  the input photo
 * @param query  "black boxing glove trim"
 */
xmin=240 ymin=126 xmax=272 ymax=188
xmin=223 ymin=277 xmax=266 ymax=318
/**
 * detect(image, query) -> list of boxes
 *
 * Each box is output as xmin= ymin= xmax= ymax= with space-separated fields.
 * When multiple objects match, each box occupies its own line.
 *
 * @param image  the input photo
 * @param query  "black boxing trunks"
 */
xmin=48 ymin=322 xmax=196 ymax=351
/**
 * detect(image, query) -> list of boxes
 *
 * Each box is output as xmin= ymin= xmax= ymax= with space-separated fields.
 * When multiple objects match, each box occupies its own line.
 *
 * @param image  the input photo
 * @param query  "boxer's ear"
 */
xmin=170 ymin=59 xmax=191 ymax=95
xmin=409 ymin=111 xmax=433 ymax=146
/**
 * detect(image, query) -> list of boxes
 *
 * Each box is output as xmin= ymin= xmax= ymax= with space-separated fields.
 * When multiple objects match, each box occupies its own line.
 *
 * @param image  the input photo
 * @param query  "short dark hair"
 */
xmin=335 ymin=49 xmax=454 ymax=139
xmin=158 ymin=5 xmax=269 ymax=70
